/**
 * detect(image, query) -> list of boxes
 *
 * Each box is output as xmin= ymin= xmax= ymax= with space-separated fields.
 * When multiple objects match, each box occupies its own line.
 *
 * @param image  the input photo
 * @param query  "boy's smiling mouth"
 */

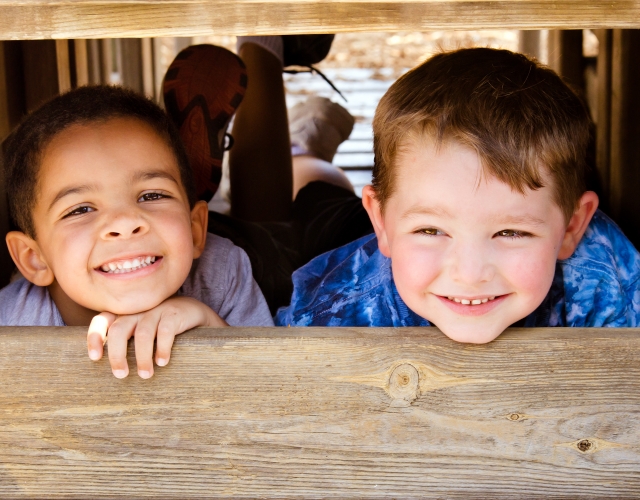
xmin=446 ymin=295 xmax=496 ymax=305
xmin=97 ymin=255 xmax=160 ymax=274
xmin=437 ymin=294 xmax=508 ymax=316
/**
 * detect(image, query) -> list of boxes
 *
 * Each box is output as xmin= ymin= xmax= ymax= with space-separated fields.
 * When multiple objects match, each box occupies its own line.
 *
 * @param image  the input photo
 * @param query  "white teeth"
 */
xmin=99 ymin=256 xmax=157 ymax=274
xmin=448 ymin=296 xmax=498 ymax=305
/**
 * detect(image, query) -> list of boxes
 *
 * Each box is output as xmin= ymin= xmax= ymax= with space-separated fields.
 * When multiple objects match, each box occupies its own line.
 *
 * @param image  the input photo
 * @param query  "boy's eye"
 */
xmin=495 ymin=229 xmax=531 ymax=239
xmin=62 ymin=206 xmax=94 ymax=219
xmin=138 ymin=192 xmax=169 ymax=202
xmin=417 ymin=227 xmax=445 ymax=236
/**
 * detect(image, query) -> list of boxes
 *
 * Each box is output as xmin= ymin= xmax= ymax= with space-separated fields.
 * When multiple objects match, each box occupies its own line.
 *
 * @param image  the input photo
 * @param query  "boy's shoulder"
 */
xmin=275 ymin=233 xmax=428 ymax=327
xmin=557 ymin=209 xmax=640 ymax=327
xmin=0 ymin=277 xmax=64 ymax=326
xmin=181 ymin=233 xmax=274 ymax=326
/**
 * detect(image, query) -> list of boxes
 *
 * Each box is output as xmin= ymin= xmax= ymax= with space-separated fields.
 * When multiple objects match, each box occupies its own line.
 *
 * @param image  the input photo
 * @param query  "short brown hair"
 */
xmin=3 ymin=85 xmax=196 ymax=238
xmin=372 ymin=48 xmax=590 ymax=222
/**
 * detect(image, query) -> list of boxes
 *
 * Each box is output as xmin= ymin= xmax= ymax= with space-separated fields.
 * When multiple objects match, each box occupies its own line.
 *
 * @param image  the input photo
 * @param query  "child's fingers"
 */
xmin=87 ymin=312 xmax=117 ymax=361
xmin=133 ymin=310 xmax=163 ymax=379
xmin=106 ymin=315 xmax=138 ymax=379
xmin=154 ymin=310 xmax=185 ymax=367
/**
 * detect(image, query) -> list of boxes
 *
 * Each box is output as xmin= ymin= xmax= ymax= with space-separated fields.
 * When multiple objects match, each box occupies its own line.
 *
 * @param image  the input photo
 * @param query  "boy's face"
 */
xmin=28 ymin=117 xmax=206 ymax=316
xmin=365 ymin=137 xmax=579 ymax=343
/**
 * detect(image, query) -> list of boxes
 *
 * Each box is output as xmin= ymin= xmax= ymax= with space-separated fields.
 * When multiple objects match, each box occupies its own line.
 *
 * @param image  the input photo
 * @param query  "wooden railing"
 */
xmin=0 ymin=0 xmax=639 ymax=39
xmin=0 ymin=326 xmax=639 ymax=497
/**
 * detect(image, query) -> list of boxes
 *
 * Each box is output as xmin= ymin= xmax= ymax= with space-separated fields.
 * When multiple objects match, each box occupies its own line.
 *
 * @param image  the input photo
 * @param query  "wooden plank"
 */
xmin=0 ymin=1 xmax=640 ymax=39
xmin=0 ymin=326 xmax=638 ymax=498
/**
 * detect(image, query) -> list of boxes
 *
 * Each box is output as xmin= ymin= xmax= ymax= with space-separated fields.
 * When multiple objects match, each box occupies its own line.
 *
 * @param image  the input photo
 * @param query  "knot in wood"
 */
xmin=388 ymin=363 xmax=419 ymax=403
xmin=577 ymin=439 xmax=594 ymax=452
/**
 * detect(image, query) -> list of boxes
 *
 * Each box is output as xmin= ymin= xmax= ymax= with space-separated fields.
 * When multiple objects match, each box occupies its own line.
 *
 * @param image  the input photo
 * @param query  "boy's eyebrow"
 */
xmin=401 ymin=206 xmax=453 ymax=219
xmin=492 ymin=214 xmax=546 ymax=226
xmin=48 ymin=184 xmax=98 ymax=213
xmin=131 ymin=169 xmax=180 ymax=185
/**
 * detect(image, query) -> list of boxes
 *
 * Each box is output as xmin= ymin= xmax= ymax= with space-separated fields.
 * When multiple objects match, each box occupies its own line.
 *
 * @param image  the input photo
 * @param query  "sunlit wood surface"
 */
xmin=0 ymin=0 xmax=639 ymax=39
xmin=0 ymin=326 xmax=638 ymax=498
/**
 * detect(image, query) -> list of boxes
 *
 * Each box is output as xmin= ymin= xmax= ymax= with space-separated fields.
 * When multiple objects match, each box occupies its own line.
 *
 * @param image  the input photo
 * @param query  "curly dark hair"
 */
xmin=3 ymin=85 xmax=196 ymax=238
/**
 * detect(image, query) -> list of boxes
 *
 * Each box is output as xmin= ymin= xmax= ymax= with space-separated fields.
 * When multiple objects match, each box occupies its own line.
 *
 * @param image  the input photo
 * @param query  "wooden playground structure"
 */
xmin=0 ymin=1 xmax=639 ymax=497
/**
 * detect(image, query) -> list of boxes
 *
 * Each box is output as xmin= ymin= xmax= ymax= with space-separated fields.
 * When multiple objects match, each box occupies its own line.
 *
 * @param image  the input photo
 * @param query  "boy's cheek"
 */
xmin=390 ymin=242 xmax=442 ymax=292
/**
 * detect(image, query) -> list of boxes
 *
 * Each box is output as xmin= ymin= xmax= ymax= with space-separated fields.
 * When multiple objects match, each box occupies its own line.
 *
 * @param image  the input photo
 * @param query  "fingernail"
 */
xmin=88 ymin=350 xmax=100 ymax=360
xmin=138 ymin=370 xmax=152 ymax=379
xmin=113 ymin=369 xmax=128 ymax=379
xmin=156 ymin=358 xmax=167 ymax=367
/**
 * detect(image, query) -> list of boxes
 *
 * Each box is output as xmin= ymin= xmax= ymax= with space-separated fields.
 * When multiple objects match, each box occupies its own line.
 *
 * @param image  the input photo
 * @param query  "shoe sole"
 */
xmin=163 ymin=44 xmax=247 ymax=201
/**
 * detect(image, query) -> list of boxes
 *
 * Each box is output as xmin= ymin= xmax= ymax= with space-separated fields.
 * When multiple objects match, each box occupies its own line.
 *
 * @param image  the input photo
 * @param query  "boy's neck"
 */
xmin=48 ymin=281 xmax=99 ymax=326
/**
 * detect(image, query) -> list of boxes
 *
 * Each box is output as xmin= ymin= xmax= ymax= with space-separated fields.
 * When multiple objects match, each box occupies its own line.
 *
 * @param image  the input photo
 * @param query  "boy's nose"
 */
xmin=101 ymin=213 xmax=149 ymax=239
xmin=448 ymin=242 xmax=495 ymax=284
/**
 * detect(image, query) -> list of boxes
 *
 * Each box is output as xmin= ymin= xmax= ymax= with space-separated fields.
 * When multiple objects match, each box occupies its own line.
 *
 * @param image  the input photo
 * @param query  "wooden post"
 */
xmin=120 ymin=38 xmax=143 ymax=93
xmin=55 ymin=39 xmax=71 ymax=93
xmin=141 ymin=37 xmax=154 ymax=98
xmin=73 ymin=39 xmax=89 ymax=87
xmin=608 ymin=29 xmax=640 ymax=245
xmin=518 ymin=30 xmax=541 ymax=59
xmin=594 ymin=29 xmax=612 ymax=203
xmin=22 ymin=40 xmax=59 ymax=112
xmin=547 ymin=29 xmax=584 ymax=90
xmin=87 ymin=39 xmax=103 ymax=84
xmin=0 ymin=327 xmax=638 ymax=497
xmin=101 ymin=38 xmax=114 ymax=84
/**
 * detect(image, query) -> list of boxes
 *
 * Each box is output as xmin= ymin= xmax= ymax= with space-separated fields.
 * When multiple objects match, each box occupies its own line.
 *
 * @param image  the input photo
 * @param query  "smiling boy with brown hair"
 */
xmin=276 ymin=48 xmax=640 ymax=341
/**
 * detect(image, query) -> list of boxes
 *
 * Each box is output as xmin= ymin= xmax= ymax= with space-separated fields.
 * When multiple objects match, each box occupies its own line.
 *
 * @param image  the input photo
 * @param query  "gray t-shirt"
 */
xmin=0 ymin=233 xmax=274 ymax=327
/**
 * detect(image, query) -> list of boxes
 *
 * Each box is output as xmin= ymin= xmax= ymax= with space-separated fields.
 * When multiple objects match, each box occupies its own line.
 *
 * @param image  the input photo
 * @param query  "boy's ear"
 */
xmin=190 ymin=200 xmax=209 ymax=259
xmin=5 ymin=231 xmax=55 ymax=286
xmin=558 ymin=191 xmax=599 ymax=260
xmin=362 ymin=185 xmax=391 ymax=257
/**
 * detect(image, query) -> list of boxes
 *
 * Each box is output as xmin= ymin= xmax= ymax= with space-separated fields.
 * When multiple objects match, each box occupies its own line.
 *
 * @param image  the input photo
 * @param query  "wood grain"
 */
xmin=0 ymin=1 xmax=639 ymax=39
xmin=0 ymin=326 xmax=638 ymax=498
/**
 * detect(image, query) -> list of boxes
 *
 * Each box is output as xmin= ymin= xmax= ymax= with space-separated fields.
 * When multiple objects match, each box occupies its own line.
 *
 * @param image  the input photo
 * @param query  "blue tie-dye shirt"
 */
xmin=275 ymin=210 xmax=640 ymax=327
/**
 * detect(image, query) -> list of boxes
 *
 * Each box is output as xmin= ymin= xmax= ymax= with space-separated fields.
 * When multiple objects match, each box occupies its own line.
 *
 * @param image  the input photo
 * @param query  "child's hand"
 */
xmin=86 ymin=297 xmax=227 ymax=379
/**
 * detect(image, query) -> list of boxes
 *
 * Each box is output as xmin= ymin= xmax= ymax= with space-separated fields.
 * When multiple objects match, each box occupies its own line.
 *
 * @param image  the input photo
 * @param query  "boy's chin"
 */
xmin=434 ymin=321 xmax=508 ymax=344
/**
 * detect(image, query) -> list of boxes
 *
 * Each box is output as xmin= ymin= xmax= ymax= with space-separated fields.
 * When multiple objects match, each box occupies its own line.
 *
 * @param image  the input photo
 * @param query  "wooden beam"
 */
xmin=0 ymin=326 xmax=638 ymax=497
xmin=0 ymin=1 xmax=639 ymax=39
